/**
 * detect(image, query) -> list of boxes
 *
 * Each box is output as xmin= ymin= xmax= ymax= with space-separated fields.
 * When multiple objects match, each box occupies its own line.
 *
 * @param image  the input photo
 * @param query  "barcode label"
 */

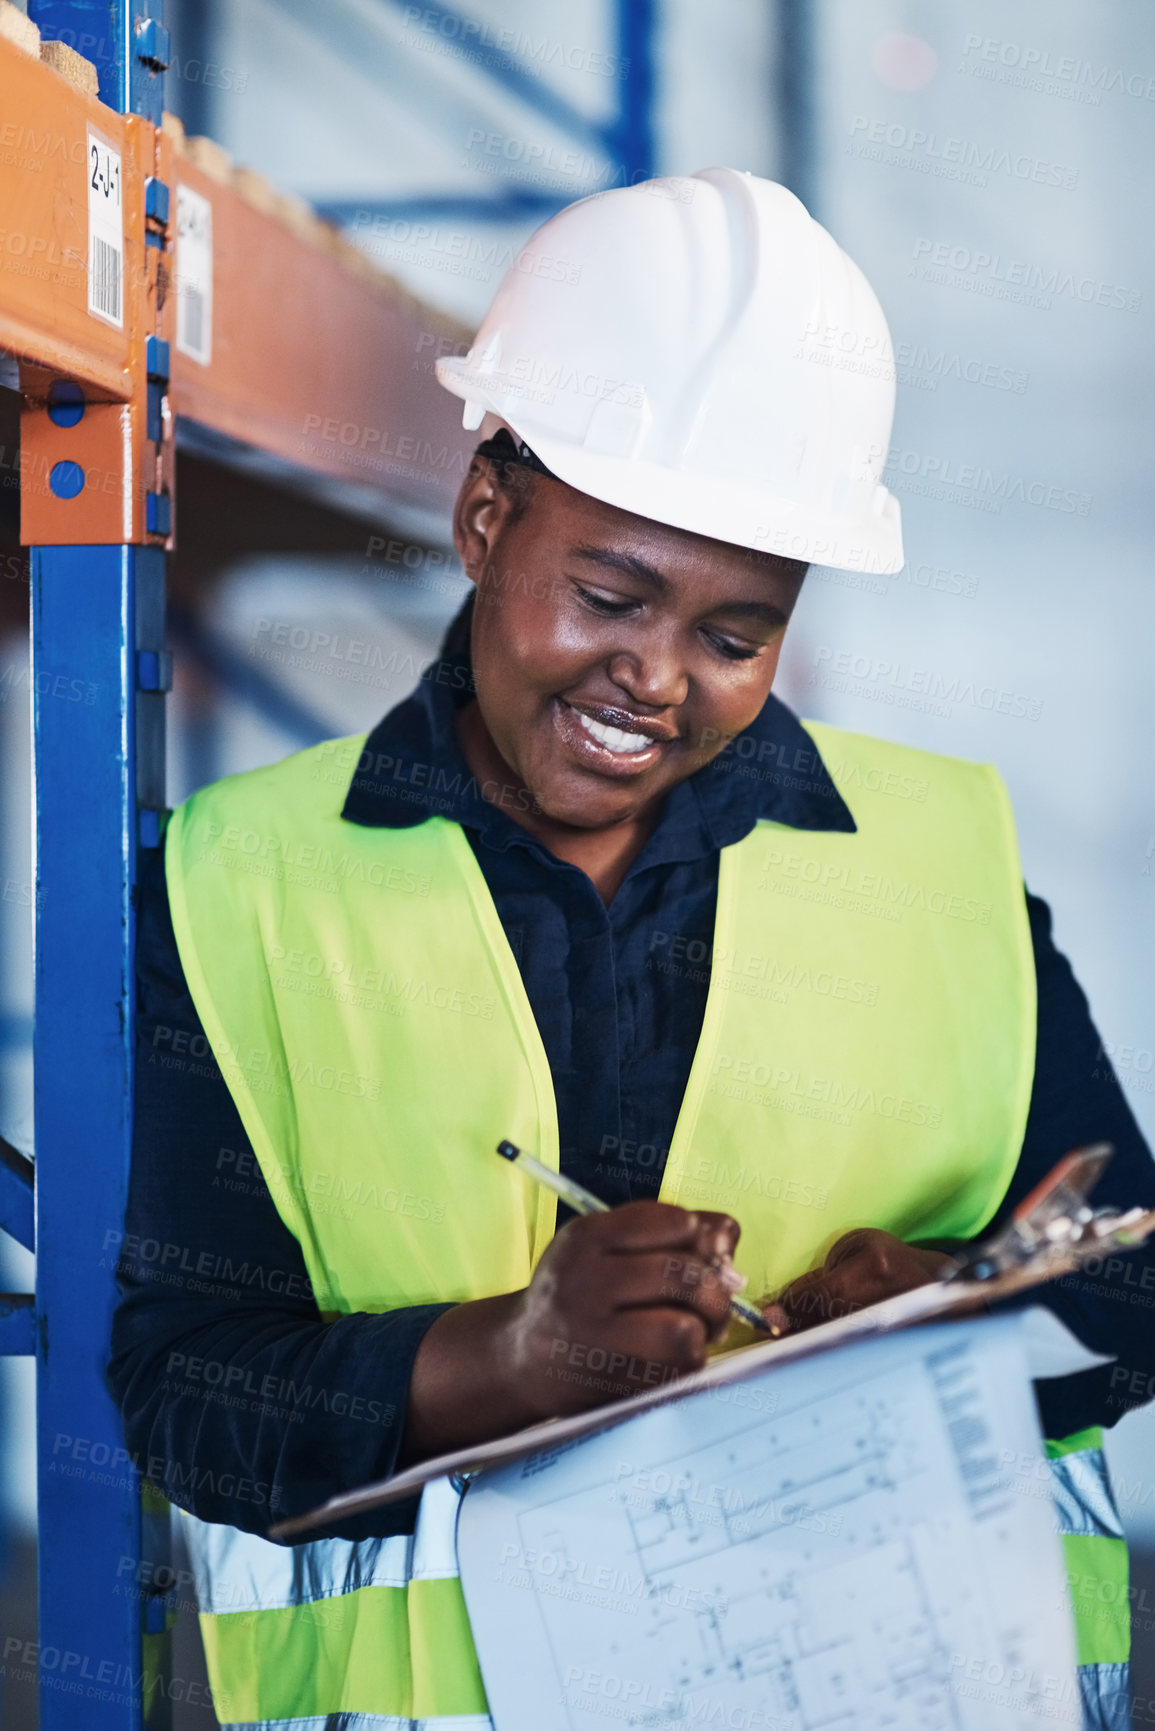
xmin=87 ymin=130 xmax=123 ymax=328
xmin=176 ymin=185 xmax=213 ymax=365
xmin=91 ymin=236 xmax=121 ymax=323
xmin=181 ymin=285 xmax=205 ymax=356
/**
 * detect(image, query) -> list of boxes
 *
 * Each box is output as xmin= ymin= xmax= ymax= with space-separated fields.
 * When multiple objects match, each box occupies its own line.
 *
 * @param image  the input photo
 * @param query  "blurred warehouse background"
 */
xmin=1 ymin=0 xmax=1153 ymax=1721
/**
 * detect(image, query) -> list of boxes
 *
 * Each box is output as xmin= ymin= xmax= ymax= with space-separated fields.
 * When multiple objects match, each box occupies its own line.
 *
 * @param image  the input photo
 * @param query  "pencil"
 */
xmin=497 ymin=1139 xmax=774 ymax=1334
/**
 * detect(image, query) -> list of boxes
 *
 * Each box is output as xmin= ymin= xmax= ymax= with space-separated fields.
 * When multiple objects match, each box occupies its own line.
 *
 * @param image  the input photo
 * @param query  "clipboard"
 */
xmin=272 ymin=1142 xmax=1154 ymax=1540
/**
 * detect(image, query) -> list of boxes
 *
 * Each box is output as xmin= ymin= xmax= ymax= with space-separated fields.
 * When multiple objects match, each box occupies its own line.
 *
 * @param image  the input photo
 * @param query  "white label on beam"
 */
xmin=176 ymin=185 xmax=213 ymax=366
xmin=86 ymin=129 xmax=123 ymax=329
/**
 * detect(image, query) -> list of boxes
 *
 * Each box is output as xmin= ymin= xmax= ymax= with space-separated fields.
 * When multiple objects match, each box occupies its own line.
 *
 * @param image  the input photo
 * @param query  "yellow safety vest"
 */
xmin=164 ymin=721 xmax=1128 ymax=1730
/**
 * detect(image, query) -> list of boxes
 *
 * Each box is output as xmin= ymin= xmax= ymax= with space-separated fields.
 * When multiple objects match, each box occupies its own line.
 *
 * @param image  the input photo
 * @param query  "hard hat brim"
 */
xmin=438 ymin=360 xmax=904 ymax=576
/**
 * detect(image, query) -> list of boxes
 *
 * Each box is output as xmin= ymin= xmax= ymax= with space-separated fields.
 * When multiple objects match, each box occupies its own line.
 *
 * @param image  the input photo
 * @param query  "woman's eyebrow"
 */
xmin=571 ymin=544 xmax=670 ymax=592
xmin=713 ymin=599 xmax=790 ymax=627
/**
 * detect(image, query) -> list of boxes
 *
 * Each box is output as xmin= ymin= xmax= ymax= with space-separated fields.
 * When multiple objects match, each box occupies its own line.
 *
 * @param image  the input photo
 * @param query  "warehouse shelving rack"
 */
xmin=0 ymin=2 xmax=662 ymax=1722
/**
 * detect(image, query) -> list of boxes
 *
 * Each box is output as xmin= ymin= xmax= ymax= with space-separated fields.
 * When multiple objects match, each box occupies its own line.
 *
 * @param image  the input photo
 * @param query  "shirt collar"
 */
xmin=341 ymin=653 xmax=855 ymax=857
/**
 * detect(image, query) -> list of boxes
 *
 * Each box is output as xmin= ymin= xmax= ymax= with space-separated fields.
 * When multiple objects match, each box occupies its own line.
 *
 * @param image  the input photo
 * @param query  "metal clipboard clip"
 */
xmin=945 ymin=1142 xmax=1155 ymax=1285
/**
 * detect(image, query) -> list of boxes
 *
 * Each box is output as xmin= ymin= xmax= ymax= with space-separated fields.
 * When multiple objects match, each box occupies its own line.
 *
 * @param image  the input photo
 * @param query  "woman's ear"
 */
xmin=452 ymin=457 xmax=504 ymax=586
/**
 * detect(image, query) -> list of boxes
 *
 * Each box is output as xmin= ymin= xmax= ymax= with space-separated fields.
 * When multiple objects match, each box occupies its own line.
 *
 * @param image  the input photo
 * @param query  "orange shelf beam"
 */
xmin=0 ymin=33 xmax=134 ymax=401
xmin=0 ymin=30 xmax=476 ymax=532
xmin=168 ymin=144 xmax=476 ymax=527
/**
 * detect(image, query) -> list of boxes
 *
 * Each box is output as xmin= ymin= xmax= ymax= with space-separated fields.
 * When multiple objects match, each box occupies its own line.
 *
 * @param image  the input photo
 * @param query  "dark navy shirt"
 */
xmin=108 ymin=656 xmax=1155 ymax=1540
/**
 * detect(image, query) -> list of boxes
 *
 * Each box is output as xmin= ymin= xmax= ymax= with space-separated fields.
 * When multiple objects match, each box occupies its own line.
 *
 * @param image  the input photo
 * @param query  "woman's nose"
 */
xmin=607 ymin=641 xmax=689 ymax=711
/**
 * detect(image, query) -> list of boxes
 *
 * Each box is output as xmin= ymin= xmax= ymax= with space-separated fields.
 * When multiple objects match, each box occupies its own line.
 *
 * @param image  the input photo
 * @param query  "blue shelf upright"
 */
xmin=15 ymin=3 xmax=174 ymax=1725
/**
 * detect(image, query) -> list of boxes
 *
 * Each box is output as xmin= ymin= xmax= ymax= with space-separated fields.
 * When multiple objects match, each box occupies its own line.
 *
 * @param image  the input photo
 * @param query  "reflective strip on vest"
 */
xmin=1046 ymin=1429 xmax=1131 ymax=1729
xmin=189 ymin=1525 xmax=412 ymax=1613
xmin=187 ymin=1478 xmax=462 ymax=1614
xmin=186 ymin=1481 xmax=489 ymax=1728
xmin=164 ymin=723 xmax=1120 ymax=1724
xmin=1077 ymin=1665 xmax=1131 ymax=1731
xmin=1050 ymin=1452 xmax=1125 ymax=1543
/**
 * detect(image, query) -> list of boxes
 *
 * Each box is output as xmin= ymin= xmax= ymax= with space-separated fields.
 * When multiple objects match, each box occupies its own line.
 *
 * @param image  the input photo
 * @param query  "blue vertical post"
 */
xmin=166 ymin=0 xmax=217 ymax=141
xmin=776 ymin=0 xmax=817 ymax=215
xmin=613 ymin=0 xmax=656 ymax=186
xmin=29 ymin=0 xmax=169 ymax=124
xmin=32 ymin=547 xmax=164 ymax=1730
xmin=27 ymin=3 xmax=170 ymax=1725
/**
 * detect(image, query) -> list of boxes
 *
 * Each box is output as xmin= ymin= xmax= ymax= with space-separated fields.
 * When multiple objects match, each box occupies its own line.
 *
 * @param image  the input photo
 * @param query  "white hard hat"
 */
xmin=436 ymin=167 xmax=903 ymax=575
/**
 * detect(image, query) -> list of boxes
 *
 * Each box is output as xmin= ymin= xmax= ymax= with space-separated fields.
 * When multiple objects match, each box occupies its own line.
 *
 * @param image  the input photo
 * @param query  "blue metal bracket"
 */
xmin=0 ymin=1134 xmax=34 ymax=1253
xmin=145 ymin=336 xmax=171 ymax=383
xmin=145 ymin=177 xmax=170 ymax=253
xmin=133 ymin=15 xmax=170 ymax=72
xmin=0 ymin=1294 xmax=35 ymax=1356
xmin=136 ymin=647 xmax=173 ymax=691
xmin=28 ymin=1 xmax=168 ymax=122
xmin=145 ymin=490 xmax=172 ymax=536
xmin=138 ymin=808 xmax=165 ymax=850
xmin=144 ymin=176 xmax=170 ymax=226
xmin=145 ymin=341 xmax=171 ymax=444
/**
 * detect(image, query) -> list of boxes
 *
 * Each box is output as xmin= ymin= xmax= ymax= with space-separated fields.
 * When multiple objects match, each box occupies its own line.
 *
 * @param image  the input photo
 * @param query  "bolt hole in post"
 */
xmin=47 ymin=381 xmax=85 ymax=428
xmin=48 ymin=460 xmax=85 ymax=499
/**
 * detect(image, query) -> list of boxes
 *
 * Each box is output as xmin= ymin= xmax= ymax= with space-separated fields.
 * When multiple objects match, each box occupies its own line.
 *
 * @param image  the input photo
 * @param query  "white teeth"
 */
xmin=574 ymin=710 xmax=653 ymax=755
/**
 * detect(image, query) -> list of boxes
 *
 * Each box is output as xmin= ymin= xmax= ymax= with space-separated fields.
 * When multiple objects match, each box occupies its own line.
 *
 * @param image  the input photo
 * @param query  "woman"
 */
xmin=110 ymin=169 xmax=1153 ymax=1731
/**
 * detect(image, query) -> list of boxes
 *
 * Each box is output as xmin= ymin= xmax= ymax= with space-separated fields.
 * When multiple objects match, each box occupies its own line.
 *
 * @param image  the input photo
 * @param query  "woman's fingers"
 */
xmin=609 ymin=1249 xmax=740 ymax=1337
xmin=772 ymin=1230 xmax=954 ymax=1334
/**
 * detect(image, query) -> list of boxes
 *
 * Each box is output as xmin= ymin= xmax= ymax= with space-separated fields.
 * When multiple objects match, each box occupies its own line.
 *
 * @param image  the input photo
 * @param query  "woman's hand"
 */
xmin=402 ymin=1203 xmax=741 ymax=1463
xmin=760 ymin=1228 xmax=959 ymax=1336
xmin=503 ymin=1201 xmax=743 ymax=1414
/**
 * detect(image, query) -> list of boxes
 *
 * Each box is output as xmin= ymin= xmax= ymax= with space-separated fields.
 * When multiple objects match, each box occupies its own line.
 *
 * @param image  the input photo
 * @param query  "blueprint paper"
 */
xmin=457 ymin=1317 xmax=1079 ymax=1731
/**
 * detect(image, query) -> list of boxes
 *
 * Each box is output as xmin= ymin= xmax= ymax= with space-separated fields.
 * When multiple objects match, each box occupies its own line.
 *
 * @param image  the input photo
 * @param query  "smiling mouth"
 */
xmin=554 ymin=700 xmax=673 ymax=776
xmin=575 ymin=711 xmax=655 ymax=755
